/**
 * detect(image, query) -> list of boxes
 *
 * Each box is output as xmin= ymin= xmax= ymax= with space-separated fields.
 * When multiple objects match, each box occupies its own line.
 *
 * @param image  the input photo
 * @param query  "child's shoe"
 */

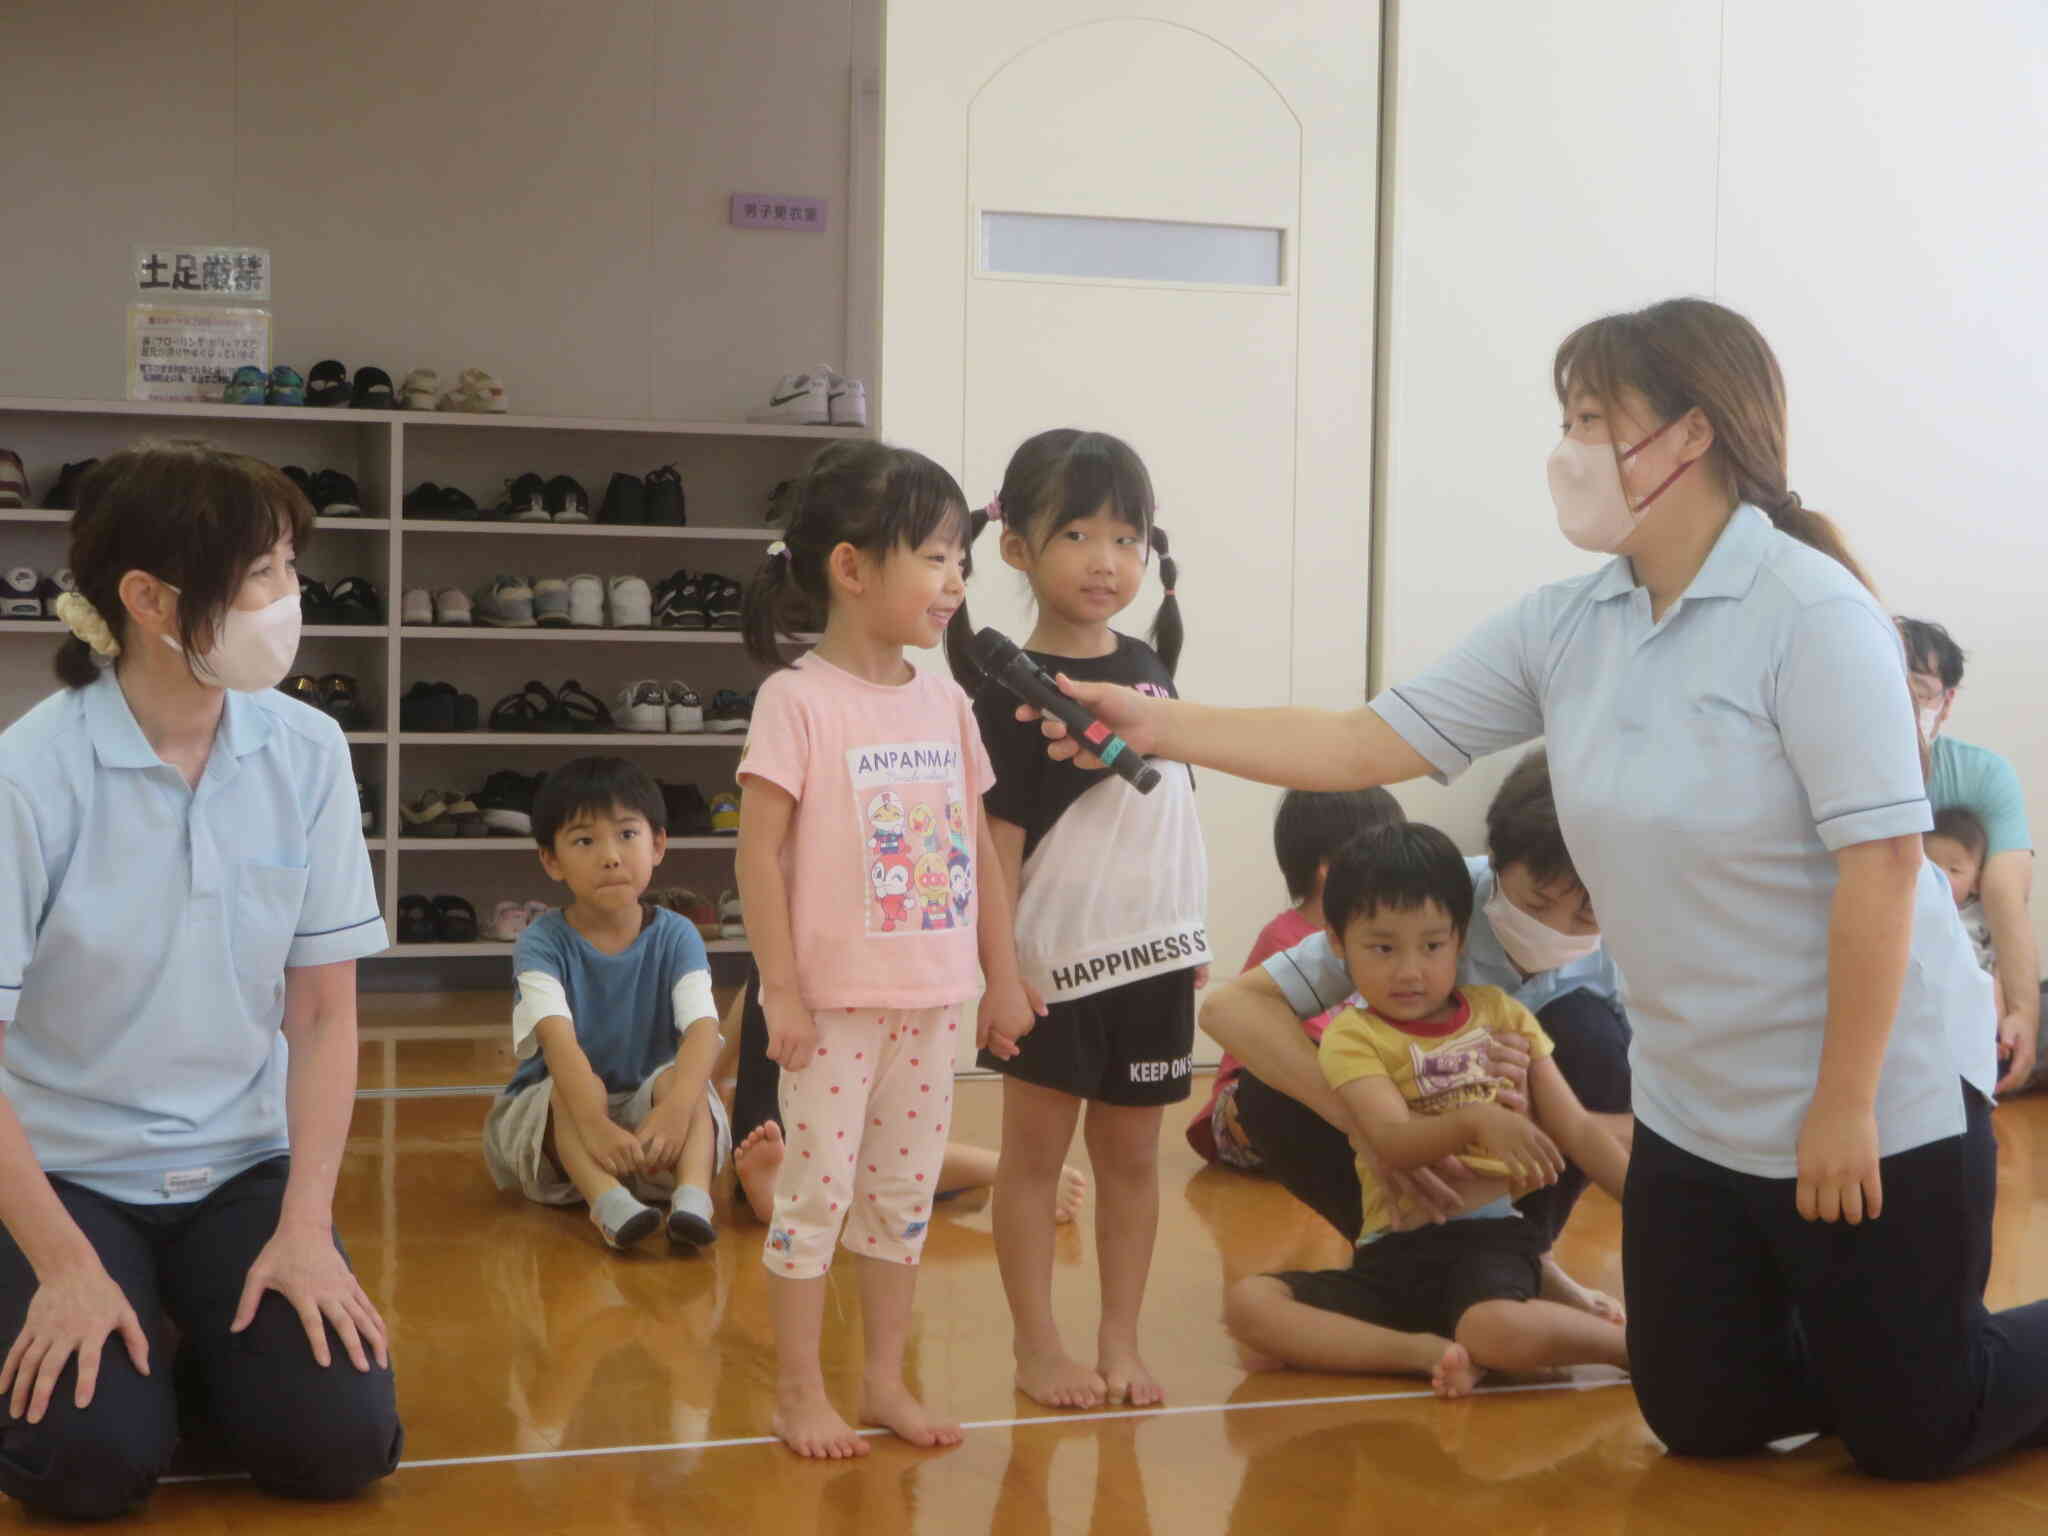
xmin=592 ymin=1186 xmax=662 ymax=1250
xmin=398 ymin=368 xmax=440 ymax=410
xmin=709 ymin=791 xmax=740 ymax=835
xmin=267 ymin=365 xmax=306 ymax=406
xmin=224 ymin=366 xmax=269 ymax=405
xmin=667 ymin=1185 xmax=717 ymax=1251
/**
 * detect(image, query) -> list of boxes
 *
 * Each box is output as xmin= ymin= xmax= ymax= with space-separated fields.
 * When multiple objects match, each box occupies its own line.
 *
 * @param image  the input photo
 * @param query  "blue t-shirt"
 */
xmin=507 ymin=907 xmax=708 ymax=1095
xmin=1929 ymin=735 xmax=2032 ymax=856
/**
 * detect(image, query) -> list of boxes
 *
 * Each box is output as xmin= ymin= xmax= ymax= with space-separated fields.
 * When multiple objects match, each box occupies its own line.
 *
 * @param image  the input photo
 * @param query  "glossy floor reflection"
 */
xmin=14 ymin=1039 xmax=2048 ymax=1532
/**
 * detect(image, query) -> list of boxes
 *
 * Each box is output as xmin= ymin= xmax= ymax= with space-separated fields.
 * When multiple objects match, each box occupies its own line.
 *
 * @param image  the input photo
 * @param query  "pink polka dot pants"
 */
xmin=763 ymin=1005 xmax=957 ymax=1279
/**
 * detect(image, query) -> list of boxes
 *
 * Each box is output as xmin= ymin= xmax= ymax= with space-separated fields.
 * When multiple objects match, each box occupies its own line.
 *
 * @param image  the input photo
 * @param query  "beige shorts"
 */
xmin=483 ymin=1064 xmax=732 ymax=1207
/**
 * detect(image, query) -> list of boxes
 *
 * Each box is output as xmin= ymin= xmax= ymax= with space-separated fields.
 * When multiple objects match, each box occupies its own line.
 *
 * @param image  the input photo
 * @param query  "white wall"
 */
xmin=1377 ymin=1 xmax=2048 ymax=956
xmin=0 ymin=1 xmax=878 ymax=421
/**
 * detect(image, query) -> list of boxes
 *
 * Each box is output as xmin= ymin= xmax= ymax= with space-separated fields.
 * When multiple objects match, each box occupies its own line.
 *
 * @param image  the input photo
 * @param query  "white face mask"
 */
xmin=1482 ymin=882 xmax=1602 ymax=975
xmin=160 ymin=587 xmax=302 ymax=692
xmin=1918 ymin=702 xmax=1945 ymax=742
xmin=1546 ymin=416 xmax=1693 ymax=554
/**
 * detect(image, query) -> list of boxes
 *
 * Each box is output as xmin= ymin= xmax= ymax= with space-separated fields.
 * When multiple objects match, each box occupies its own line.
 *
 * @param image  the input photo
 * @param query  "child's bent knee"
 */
xmin=1223 ymin=1275 xmax=1289 ymax=1338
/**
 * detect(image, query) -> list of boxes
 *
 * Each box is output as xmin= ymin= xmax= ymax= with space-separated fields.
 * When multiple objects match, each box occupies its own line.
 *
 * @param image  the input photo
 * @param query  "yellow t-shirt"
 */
xmin=1318 ymin=984 xmax=1556 ymax=1237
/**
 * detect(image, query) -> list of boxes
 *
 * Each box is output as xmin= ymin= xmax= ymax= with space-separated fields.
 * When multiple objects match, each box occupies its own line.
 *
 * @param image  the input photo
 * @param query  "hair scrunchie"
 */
xmin=53 ymin=592 xmax=120 ymax=657
xmin=983 ymin=496 xmax=1002 ymax=524
xmin=765 ymin=540 xmax=791 ymax=566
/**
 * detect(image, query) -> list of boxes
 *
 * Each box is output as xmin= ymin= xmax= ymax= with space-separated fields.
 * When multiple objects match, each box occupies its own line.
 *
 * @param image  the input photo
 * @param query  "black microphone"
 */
xmin=972 ymin=627 xmax=1162 ymax=794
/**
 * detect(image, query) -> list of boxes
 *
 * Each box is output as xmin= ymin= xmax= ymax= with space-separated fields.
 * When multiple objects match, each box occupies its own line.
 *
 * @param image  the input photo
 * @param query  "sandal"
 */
xmin=281 ymin=674 xmax=326 ymax=711
xmin=556 ymin=679 xmax=614 ymax=733
xmin=400 ymin=680 xmax=456 ymax=733
xmin=396 ymin=894 xmax=437 ymax=945
xmin=489 ymin=681 xmax=557 ymax=733
xmin=432 ymin=894 xmax=479 ymax=943
xmin=317 ymin=673 xmax=369 ymax=731
xmin=327 ymin=577 xmax=383 ymax=626
xmin=401 ymin=791 xmax=455 ymax=837
xmin=299 ymin=580 xmax=338 ymax=625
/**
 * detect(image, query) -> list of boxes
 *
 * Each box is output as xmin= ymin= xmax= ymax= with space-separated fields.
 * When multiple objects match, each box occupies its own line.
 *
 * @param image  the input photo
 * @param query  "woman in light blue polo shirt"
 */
xmin=1036 ymin=299 xmax=2048 ymax=1480
xmin=0 ymin=445 xmax=401 ymax=1519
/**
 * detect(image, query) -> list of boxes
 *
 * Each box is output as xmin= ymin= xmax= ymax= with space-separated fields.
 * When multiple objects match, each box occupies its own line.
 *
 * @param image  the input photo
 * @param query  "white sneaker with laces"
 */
xmin=2 ymin=567 xmax=42 ymax=619
xmin=567 ymin=574 xmax=604 ymax=628
xmin=665 ymin=680 xmax=704 ymax=733
xmin=748 ymin=368 xmax=831 ymax=426
xmin=609 ymin=575 xmax=652 ymax=629
xmin=827 ymin=372 xmax=867 ymax=429
xmin=400 ymin=588 xmax=433 ymax=626
xmin=616 ymin=680 xmax=669 ymax=734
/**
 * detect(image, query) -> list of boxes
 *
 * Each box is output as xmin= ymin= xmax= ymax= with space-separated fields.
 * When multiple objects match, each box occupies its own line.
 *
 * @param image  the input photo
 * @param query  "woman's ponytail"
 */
xmin=943 ymin=501 xmax=996 ymax=690
xmin=1757 ymin=487 xmax=1876 ymax=596
xmin=54 ymin=634 xmax=100 ymax=689
xmin=1149 ymin=524 xmax=1183 ymax=677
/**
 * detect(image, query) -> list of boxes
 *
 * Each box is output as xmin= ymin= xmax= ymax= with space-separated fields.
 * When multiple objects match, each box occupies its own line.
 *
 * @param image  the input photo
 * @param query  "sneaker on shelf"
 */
xmin=645 ymin=465 xmax=686 ymax=526
xmin=433 ymin=587 xmax=473 ymax=626
xmin=401 ymin=790 xmax=456 ymax=838
xmin=358 ymin=778 xmax=377 ymax=834
xmin=224 ymin=366 xmax=269 ymax=406
xmin=327 ymin=577 xmax=383 ymax=625
xmin=704 ymin=688 xmax=754 ymax=733
xmin=524 ymin=899 xmax=551 ymax=929
xmin=476 ymin=770 xmax=542 ymax=835
xmin=2 ymin=567 xmax=43 ymax=619
xmin=664 ymin=680 xmax=704 ymax=733
xmin=305 ymin=360 xmax=350 ymax=408
xmin=826 ymin=371 xmax=868 ymax=429
xmin=43 ymin=459 xmax=98 ymax=510
xmin=267 ymin=365 xmax=306 ymax=407
xmin=664 ymin=571 xmax=710 ymax=631
xmin=350 ymin=366 xmax=395 ymax=410
xmin=476 ymin=575 xmax=537 ymax=628
xmin=616 ymin=680 xmax=669 ymax=734
xmin=717 ymin=890 xmax=746 ymax=939
xmin=500 ymin=472 xmax=550 ymax=523
xmin=566 ymin=573 xmax=604 ymax=628
xmin=35 ymin=568 xmax=76 ymax=616
xmin=600 ymin=472 xmax=647 ymax=525
xmin=747 ymin=367 xmax=831 ymax=426
xmin=544 ymin=474 xmax=590 ymax=523
xmin=532 ymin=577 xmax=572 ymax=628
xmin=439 ymin=367 xmax=508 ymax=414
xmin=658 ymin=783 xmax=714 ymax=837
xmin=484 ymin=900 xmax=531 ymax=943
xmin=652 ymin=570 xmax=690 ymax=629
xmin=398 ymin=368 xmax=440 ymax=411
xmin=311 ymin=469 xmax=362 ymax=517
xmin=608 ymin=575 xmax=653 ymax=630
xmin=400 ymin=588 xmax=433 ymax=626
xmin=441 ymin=791 xmax=488 ymax=837
xmin=0 ymin=450 xmax=28 ymax=508
xmin=708 ymin=576 xmax=743 ymax=631
xmin=280 ymin=465 xmax=316 ymax=504
xmin=709 ymin=791 xmax=741 ymax=835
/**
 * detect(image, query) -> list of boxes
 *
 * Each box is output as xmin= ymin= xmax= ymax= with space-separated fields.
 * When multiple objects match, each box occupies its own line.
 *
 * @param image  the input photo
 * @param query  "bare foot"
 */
xmin=1432 ymin=1342 xmax=1485 ymax=1399
xmin=860 ymin=1377 xmax=962 ymax=1449
xmin=773 ymin=1381 xmax=870 ymax=1460
xmin=735 ymin=1122 xmax=785 ymax=1225
xmin=1015 ymin=1348 xmax=1107 ymax=1409
xmin=1098 ymin=1343 xmax=1164 ymax=1407
xmin=1540 ymin=1255 xmax=1626 ymax=1325
xmin=1054 ymin=1163 xmax=1089 ymax=1225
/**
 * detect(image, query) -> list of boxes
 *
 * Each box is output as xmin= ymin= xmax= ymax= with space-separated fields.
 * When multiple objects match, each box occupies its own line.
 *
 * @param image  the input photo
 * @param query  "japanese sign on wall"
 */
xmin=126 ymin=305 xmax=272 ymax=403
xmin=132 ymin=244 xmax=271 ymax=299
xmin=729 ymin=194 xmax=828 ymax=231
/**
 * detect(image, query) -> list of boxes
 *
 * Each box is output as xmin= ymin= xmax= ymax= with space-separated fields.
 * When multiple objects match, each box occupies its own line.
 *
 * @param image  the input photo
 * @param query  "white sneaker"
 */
xmin=665 ymin=680 xmax=704 ymax=733
xmin=616 ymin=680 xmax=668 ymax=734
xmin=609 ymin=575 xmax=652 ymax=629
xmin=567 ymin=574 xmax=604 ymax=628
xmin=400 ymin=588 xmax=433 ymax=626
xmin=398 ymin=369 xmax=439 ymax=411
xmin=827 ymin=372 xmax=867 ymax=429
xmin=748 ymin=368 xmax=831 ymax=426
xmin=3 ymin=567 xmax=44 ymax=618
xmin=718 ymin=889 xmax=746 ymax=938
xmin=434 ymin=587 xmax=473 ymax=625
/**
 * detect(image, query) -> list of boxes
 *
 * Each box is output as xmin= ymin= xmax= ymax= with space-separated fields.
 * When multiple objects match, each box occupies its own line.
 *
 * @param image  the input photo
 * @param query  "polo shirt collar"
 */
xmin=84 ymin=670 xmax=273 ymax=770
xmin=1585 ymin=502 xmax=1772 ymax=606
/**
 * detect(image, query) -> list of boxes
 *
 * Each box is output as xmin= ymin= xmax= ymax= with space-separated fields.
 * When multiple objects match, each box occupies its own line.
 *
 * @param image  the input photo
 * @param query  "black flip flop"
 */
xmin=490 ymin=681 xmax=556 ymax=733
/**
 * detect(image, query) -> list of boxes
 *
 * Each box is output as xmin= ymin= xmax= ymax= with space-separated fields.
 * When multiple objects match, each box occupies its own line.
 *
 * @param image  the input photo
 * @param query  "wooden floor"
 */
xmin=14 ymin=1008 xmax=2048 ymax=1533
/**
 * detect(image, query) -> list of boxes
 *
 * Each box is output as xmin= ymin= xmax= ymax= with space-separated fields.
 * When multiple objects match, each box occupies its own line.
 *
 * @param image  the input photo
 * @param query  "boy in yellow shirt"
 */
xmin=1224 ymin=822 xmax=1630 ymax=1396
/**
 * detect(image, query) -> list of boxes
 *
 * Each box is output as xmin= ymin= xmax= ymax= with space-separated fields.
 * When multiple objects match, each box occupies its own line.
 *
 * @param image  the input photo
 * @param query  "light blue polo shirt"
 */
xmin=0 ymin=671 xmax=387 ymax=1203
xmin=1265 ymin=856 xmax=1624 ymax=1022
xmin=1369 ymin=505 xmax=1982 ymax=1178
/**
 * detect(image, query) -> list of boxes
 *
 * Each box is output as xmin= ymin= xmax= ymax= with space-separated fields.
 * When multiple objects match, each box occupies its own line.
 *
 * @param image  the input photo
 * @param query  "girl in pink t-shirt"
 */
xmin=735 ymin=440 xmax=1038 ymax=1461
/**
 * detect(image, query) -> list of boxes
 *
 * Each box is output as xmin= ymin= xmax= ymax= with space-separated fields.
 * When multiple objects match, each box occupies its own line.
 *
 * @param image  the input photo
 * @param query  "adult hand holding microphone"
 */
xmin=971 ymin=628 xmax=1164 ymax=791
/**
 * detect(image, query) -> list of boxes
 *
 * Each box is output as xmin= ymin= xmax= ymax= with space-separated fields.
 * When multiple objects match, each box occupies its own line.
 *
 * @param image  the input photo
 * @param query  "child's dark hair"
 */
xmin=1274 ymin=789 xmax=1406 ymax=902
xmin=944 ymin=428 xmax=1182 ymax=686
xmin=1895 ymin=616 xmax=1966 ymax=690
xmin=1484 ymin=748 xmax=1580 ymax=889
xmin=742 ymin=439 xmax=971 ymax=670
xmin=1323 ymin=822 xmax=1475 ymax=939
xmin=532 ymin=756 xmax=667 ymax=851
xmin=1931 ymin=805 xmax=1988 ymax=865
xmin=55 ymin=440 xmax=315 ymax=689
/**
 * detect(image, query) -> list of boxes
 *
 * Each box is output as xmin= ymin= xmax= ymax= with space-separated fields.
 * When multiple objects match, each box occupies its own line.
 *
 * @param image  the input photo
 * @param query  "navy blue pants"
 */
xmin=0 ymin=1158 xmax=401 ymax=1520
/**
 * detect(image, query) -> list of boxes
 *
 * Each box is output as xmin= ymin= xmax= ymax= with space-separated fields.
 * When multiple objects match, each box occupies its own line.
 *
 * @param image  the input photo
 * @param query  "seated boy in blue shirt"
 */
xmin=484 ymin=757 xmax=730 ymax=1250
xmin=1224 ymin=822 xmax=1629 ymax=1397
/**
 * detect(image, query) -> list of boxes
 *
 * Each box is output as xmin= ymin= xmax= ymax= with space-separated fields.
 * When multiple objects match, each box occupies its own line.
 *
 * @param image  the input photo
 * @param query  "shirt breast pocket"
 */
xmin=234 ymin=860 xmax=309 ymax=981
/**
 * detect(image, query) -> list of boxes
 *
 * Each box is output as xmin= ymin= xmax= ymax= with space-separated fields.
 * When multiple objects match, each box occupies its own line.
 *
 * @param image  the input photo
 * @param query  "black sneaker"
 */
xmin=299 ymin=580 xmax=339 ymax=624
xmin=672 ymin=572 xmax=711 ymax=631
xmin=708 ymin=577 xmax=743 ymax=630
xmin=645 ymin=465 xmax=686 ymax=526
xmin=652 ymin=570 xmax=696 ymax=629
xmin=311 ymin=469 xmax=362 ymax=517
xmin=306 ymin=360 xmax=350 ymax=408
xmin=600 ymin=472 xmax=647 ymax=525
xmin=350 ymin=366 xmax=395 ymax=410
xmin=475 ymin=769 xmax=543 ymax=835
xmin=544 ymin=474 xmax=590 ymax=523
xmin=660 ymin=782 xmax=714 ymax=837
xmin=704 ymin=689 xmax=754 ymax=733
xmin=44 ymin=459 xmax=99 ymax=510
xmin=281 ymin=465 xmax=317 ymax=504
xmin=500 ymin=473 xmax=549 ymax=523
xmin=327 ymin=576 xmax=383 ymax=625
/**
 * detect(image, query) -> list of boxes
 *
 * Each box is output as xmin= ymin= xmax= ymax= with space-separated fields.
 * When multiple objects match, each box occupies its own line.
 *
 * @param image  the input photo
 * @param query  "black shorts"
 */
xmin=1271 ymin=1215 xmax=1545 ymax=1339
xmin=978 ymin=967 xmax=1197 ymax=1106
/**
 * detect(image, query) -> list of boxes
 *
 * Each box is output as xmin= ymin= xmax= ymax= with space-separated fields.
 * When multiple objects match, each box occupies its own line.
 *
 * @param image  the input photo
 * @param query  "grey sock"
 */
xmin=592 ymin=1186 xmax=660 ymax=1250
xmin=667 ymin=1184 xmax=717 ymax=1248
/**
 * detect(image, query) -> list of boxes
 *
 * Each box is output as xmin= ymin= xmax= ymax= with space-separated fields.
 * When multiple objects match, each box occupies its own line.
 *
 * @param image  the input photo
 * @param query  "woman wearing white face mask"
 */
xmin=1034 ymin=299 xmax=2048 ymax=1480
xmin=0 ymin=443 xmax=400 ymax=1520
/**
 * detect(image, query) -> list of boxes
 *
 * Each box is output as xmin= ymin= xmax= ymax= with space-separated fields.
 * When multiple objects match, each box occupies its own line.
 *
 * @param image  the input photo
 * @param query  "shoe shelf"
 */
xmin=398 ymin=731 xmax=744 ymax=747
xmin=400 ymin=519 xmax=776 ymax=541
xmin=395 ymin=836 xmax=733 ymax=852
xmin=0 ymin=619 xmax=64 ymax=632
xmin=1 ymin=509 xmax=71 ymax=524
xmin=305 ymin=624 xmax=391 ymax=638
xmin=386 ymin=938 xmax=751 ymax=959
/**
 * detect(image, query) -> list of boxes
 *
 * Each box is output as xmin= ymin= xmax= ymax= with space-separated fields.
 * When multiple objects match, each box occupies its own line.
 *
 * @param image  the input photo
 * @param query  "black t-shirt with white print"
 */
xmin=973 ymin=633 xmax=1210 ymax=1004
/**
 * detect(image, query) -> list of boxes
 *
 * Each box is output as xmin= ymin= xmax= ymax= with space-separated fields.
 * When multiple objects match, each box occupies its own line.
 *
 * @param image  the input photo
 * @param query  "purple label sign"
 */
xmin=730 ymin=194 xmax=828 ymax=231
